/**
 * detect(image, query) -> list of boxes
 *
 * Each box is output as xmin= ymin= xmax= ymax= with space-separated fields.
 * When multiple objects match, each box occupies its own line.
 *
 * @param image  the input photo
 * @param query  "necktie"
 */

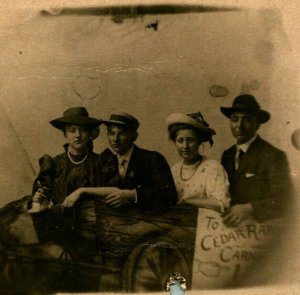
xmin=235 ymin=148 xmax=244 ymax=170
xmin=118 ymin=159 xmax=127 ymax=179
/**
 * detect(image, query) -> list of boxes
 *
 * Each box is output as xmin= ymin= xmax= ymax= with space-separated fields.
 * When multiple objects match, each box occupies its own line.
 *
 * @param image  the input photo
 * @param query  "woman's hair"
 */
xmin=169 ymin=123 xmax=210 ymax=143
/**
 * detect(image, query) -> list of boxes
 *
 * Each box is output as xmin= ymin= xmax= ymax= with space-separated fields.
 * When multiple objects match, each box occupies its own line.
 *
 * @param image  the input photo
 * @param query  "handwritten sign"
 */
xmin=192 ymin=209 xmax=283 ymax=288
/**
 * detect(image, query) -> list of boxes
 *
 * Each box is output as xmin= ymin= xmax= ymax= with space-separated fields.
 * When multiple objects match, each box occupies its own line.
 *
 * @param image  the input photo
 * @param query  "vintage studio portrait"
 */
xmin=0 ymin=1 xmax=299 ymax=294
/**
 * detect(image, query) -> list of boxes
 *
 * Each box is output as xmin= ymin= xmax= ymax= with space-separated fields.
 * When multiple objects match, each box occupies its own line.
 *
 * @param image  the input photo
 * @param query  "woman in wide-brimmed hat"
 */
xmin=29 ymin=107 xmax=121 ymax=266
xmin=166 ymin=111 xmax=230 ymax=212
xmin=0 ymin=107 xmax=106 ymax=276
xmin=0 ymin=107 xmax=128 ymax=290
xmin=29 ymin=107 xmax=103 ymax=212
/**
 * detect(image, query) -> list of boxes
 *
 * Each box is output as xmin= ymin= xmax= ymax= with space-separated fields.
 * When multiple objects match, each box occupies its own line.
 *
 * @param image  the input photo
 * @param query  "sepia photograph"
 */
xmin=0 ymin=0 xmax=299 ymax=294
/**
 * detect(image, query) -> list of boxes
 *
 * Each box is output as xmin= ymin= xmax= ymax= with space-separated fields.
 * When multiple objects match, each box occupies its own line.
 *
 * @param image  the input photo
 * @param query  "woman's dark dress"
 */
xmin=30 ymin=149 xmax=103 ymax=259
xmin=0 ymin=147 xmax=103 ymax=292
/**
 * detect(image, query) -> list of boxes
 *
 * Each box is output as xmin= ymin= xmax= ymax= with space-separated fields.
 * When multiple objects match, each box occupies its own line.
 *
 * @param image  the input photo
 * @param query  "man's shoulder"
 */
xmin=99 ymin=148 xmax=115 ymax=164
xmin=253 ymin=136 xmax=286 ymax=157
xmin=100 ymin=148 xmax=114 ymax=157
xmin=133 ymin=145 xmax=165 ymax=160
xmin=222 ymin=136 xmax=286 ymax=156
xmin=222 ymin=144 xmax=236 ymax=157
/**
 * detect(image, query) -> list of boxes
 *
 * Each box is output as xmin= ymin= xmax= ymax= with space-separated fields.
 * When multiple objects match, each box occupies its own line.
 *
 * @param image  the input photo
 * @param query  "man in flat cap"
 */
xmin=220 ymin=94 xmax=292 ymax=226
xmin=99 ymin=112 xmax=177 ymax=212
xmin=88 ymin=112 xmax=178 ymax=291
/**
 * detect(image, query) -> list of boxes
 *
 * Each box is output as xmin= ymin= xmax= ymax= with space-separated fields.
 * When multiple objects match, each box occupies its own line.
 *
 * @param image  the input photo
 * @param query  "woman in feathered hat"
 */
xmin=166 ymin=112 xmax=230 ymax=212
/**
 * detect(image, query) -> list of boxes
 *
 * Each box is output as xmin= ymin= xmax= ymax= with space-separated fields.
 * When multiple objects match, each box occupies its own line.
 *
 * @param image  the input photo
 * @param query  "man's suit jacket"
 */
xmin=221 ymin=136 xmax=292 ymax=221
xmin=98 ymin=145 xmax=177 ymax=212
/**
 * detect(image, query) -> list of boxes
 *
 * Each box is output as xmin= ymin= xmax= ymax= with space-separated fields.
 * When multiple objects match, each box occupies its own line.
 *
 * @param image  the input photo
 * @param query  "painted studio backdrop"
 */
xmin=0 ymin=3 xmax=299 ymax=292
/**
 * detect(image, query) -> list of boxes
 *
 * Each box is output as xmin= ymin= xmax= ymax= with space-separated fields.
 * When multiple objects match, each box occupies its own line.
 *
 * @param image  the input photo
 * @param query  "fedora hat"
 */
xmin=220 ymin=94 xmax=270 ymax=123
xmin=102 ymin=112 xmax=139 ymax=130
xmin=50 ymin=107 xmax=102 ymax=130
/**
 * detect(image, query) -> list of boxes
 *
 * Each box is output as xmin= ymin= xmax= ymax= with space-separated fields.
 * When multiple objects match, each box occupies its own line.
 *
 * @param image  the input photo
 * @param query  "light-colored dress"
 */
xmin=171 ymin=157 xmax=230 ymax=211
xmin=172 ymin=157 xmax=230 ymax=289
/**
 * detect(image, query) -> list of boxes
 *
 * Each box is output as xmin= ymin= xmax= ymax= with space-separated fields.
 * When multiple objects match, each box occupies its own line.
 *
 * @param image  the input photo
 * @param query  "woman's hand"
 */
xmin=183 ymin=197 xmax=223 ymax=213
xmin=105 ymin=189 xmax=136 ymax=208
xmin=29 ymin=188 xmax=50 ymax=213
xmin=62 ymin=189 xmax=83 ymax=207
xmin=62 ymin=186 xmax=121 ymax=208
xmin=32 ymin=188 xmax=48 ymax=203
xmin=222 ymin=203 xmax=253 ymax=227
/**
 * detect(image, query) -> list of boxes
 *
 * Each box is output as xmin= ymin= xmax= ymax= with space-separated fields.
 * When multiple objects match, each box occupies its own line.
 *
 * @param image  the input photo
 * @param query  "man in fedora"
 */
xmin=99 ymin=112 xmax=177 ymax=212
xmin=220 ymin=94 xmax=292 ymax=226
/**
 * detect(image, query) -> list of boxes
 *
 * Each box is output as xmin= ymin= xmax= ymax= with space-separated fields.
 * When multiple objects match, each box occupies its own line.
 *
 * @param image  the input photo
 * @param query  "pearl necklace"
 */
xmin=67 ymin=150 xmax=88 ymax=165
xmin=180 ymin=159 xmax=202 ymax=181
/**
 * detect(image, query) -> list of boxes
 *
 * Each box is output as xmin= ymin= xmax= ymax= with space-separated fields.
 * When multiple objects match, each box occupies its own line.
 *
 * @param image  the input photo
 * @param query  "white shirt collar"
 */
xmin=237 ymin=134 xmax=258 ymax=153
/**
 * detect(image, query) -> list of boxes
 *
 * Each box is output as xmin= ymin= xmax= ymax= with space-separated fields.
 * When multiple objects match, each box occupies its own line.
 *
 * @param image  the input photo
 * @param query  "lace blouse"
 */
xmin=171 ymin=157 xmax=230 ymax=211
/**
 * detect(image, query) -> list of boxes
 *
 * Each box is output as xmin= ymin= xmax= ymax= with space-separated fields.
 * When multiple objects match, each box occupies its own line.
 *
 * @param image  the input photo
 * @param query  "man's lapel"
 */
xmin=227 ymin=145 xmax=237 ymax=175
xmin=102 ymin=148 xmax=118 ymax=169
xmin=123 ymin=145 xmax=139 ymax=184
xmin=101 ymin=148 xmax=120 ymax=185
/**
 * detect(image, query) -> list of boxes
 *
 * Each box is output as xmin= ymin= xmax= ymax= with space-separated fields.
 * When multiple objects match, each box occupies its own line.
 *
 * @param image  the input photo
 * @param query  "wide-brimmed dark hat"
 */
xmin=102 ymin=112 xmax=139 ymax=130
xmin=220 ymin=94 xmax=270 ymax=123
xmin=50 ymin=107 xmax=102 ymax=130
